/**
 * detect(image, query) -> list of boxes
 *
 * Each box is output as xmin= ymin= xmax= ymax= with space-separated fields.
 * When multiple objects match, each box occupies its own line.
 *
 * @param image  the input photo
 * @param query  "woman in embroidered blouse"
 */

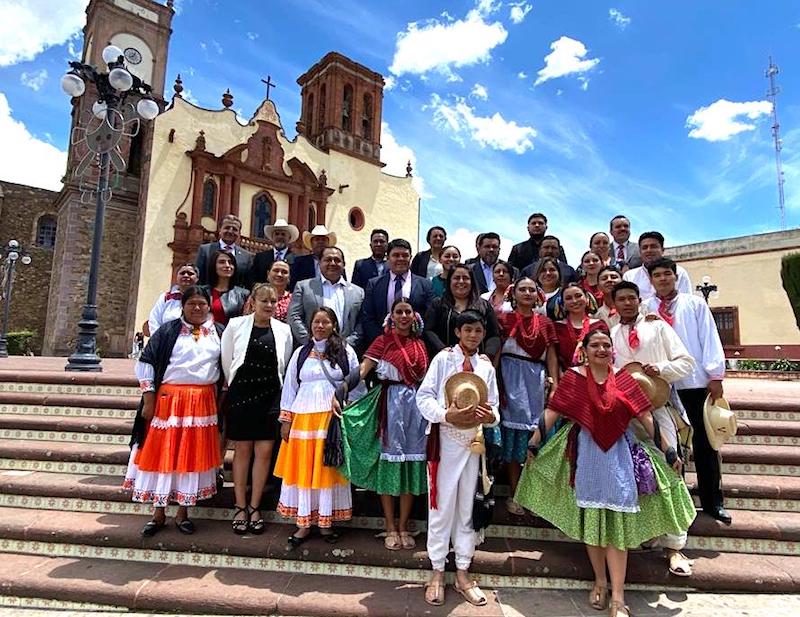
xmin=124 ymin=285 xmax=222 ymax=537
xmin=480 ymin=259 xmax=514 ymax=315
xmin=594 ymin=266 xmax=624 ymax=329
xmin=430 ymin=245 xmax=461 ymax=298
xmin=221 ymin=283 xmax=294 ymax=535
xmin=553 ymin=283 xmax=609 ymax=371
xmin=341 ymin=298 xmax=429 ymax=550
xmin=496 ymin=277 xmax=559 ymax=515
xmin=590 ymin=232 xmax=613 ymax=267
xmin=274 ymin=307 xmax=359 ymax=548
xmin=146 ymin=262 xmax=199 ymax=336
xmin=579 ymin=251 xmax=604 ymax=305
xmin=515 ymin=329 xmax=695 ymax=617
xmin=267 ymin=259 xmax=292 ymax=322
xmin=203 ymin=250 xmax=249 ymax=326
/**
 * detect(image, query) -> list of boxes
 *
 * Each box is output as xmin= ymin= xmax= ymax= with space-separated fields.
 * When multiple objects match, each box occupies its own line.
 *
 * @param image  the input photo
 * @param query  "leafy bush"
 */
xmin=6 ymin=330 xmax=36 ymax=355
xmin=781 ymin=252 xmax=800 ymax=330
xmin=735 ymin=358 xmax=800 ymax=372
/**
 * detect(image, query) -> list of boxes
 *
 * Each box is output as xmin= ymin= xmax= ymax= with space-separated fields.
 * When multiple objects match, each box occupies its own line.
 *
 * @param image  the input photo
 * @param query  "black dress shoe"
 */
xmin=704 ymin=506 xmax=732 ymax=525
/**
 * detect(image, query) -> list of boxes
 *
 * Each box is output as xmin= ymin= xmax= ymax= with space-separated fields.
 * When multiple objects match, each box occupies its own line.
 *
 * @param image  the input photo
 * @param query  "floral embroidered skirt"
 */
xmin=514 ymin=423 xmax=696 ymax=550
xmin=274 ymin=410 xmax=352 ymax=528
xmin=123 ymin=383 xmax=220 ymax=506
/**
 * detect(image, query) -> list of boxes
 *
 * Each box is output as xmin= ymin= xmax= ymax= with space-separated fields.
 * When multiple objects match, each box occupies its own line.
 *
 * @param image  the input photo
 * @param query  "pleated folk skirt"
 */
xmin=123 ymin=383 xmax=221 ymax=506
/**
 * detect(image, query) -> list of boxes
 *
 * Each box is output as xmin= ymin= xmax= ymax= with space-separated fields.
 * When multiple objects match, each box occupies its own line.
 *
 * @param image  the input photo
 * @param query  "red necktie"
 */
xmin=616 ymin=244 xmax=625 ymax=262
xmin=658 ymin=297 xmax=675 ymax=327
xmin=462 ymin=351 xmax=474 ymax=372
xmin=165 ymin=291 xmax=182 ymax=301
xmin=628 ymin=325 xmax=640 ymax=349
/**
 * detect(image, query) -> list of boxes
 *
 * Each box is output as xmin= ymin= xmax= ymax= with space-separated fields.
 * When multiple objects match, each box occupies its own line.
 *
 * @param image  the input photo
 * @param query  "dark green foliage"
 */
xmin=6 ymin=330 xmax=36 ymax=355
xmin=781 ymin=252 xmax=800 ymax=330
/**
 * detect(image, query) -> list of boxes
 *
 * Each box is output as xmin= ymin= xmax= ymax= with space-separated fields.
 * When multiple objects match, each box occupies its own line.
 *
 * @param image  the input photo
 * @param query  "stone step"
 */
xmin=0 ymin=369 xmax=137 ymax=388
xmin=1 ymin=506 xmax=798 ymax=592
xmin=0 ymin=402 xmax=134 ymax=419
xmin=0 ymin=381 xmax=139 ymax=398
xmin=737 ymin=419 xmax=800 ymax=437
xmin=0 ymin=391 xmax=138 ymax=410
xmin=0 ymin=439 xmax=130 ymax=465
xmin=0 ymin=414 xmax=133 ymax=435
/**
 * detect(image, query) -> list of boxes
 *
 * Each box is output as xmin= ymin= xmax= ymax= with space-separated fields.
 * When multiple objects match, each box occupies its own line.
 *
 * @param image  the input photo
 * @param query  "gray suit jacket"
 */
xmin=288 ymin=277 xmax=364 ymax=348
xmin=611 ymin=240 xmax=641 ymax=269
xmin=195 ymin=242 xmax=254 ymax=286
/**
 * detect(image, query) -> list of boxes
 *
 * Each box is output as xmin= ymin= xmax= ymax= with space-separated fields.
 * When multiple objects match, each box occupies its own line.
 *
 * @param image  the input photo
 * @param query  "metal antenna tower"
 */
xmin=765 ymin=57 xmax=786 ymax=230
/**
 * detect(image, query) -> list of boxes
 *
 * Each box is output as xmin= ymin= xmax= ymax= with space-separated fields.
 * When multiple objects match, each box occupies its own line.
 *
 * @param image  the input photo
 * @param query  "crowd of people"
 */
xmin=125 ymin=211 xmax=730 ymax=616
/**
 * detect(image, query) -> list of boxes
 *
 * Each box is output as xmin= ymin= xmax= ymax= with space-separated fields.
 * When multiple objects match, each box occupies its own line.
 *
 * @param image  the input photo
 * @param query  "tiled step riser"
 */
xmin=0 ymin=383 xmax=139 ymax=397
xmin=0 ymin=405 xmax=134 ymax=419
xmin=736 ymin=409 xmax=800 ymax=421
xmin=0 ymin=595 xmax=128 ymax=613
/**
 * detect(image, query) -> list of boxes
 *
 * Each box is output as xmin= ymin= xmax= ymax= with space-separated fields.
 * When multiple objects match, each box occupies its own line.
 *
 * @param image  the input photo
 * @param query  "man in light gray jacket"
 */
xmin=288 ymin=246 xmax=364 ymax=349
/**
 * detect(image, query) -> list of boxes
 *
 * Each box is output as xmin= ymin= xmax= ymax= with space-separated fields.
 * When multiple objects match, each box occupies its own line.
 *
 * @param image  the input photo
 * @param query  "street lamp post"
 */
xmin=0 ymin=240 xmax=33 ymax=358
xmin=61 ymin=45 xmax=160 ymax=372
xmin=695 ymin=275 xmax=718 ymax=304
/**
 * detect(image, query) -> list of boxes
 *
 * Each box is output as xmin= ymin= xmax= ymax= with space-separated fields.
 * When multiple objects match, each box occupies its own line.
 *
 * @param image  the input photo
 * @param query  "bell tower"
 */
xmin=296 ymin=52 xmax=385 ymax=165
xmin=43 ymin=0 xmax=174 ymax=357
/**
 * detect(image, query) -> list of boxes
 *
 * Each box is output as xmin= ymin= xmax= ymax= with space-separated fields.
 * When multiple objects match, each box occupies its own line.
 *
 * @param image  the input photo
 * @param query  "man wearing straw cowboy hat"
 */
xmin=610 ymin=280 xmax=697 ymax=578
xmin=416 ymin=310 xmax=499 ymax=608
xmin=249 ymin=219 xmax=299 ymax=287
xmin=289 ymin=224 xmax=337 ymax=290
xmin=643 ymin=257 xmax=731 ymax=524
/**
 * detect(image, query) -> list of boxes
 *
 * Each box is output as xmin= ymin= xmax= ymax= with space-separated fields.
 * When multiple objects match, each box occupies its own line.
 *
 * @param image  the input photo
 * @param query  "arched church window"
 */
xmin=307 ymin=93 xmax=314 ymax=133
xmin=202 ymin=179 xmax=217 ymax=217
xmin=342 ymin=84 xmax=353 ymax=132
xmin=362 ymin=93 xmax=373 ymax=139
xmin=36 ymin=215 xmax=57 ymax=248
xmin=307 ymin=203 xmax=317 ymax=231
xmin=318 ymin=84 xmax=326 ymax=133
xmin=251 ymin=192 xmax=275 ymax=239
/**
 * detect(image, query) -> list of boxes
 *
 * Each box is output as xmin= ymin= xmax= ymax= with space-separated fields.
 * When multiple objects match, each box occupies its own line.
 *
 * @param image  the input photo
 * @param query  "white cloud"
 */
xmin=246 ymin=32 xmax=259 ymax=41
xmin=534 ymin=36 xmax=600 ymax=86
xmin=475 ymin=0 xmax=502 ymax=16
xmin=0 ymin=92 xmax=66 ymax=191
xmin=427 ymin=94 xmax=537 ymax=154
xmin=211 ymin=39 xmax=223 ymax=54
xmin=0 ymin=0 xmax=87 ymax=66
xmin=517 ymin=71 xmax=527 ymax=79
xmin=181 ymin=89 xmax=199 ymax=105
xmin=608 ymin=8 xmax=631 ymax=30
xmin=509 ymin=2 xmax=533 ymax=24
xmin=471 ymin=83 xmax=489 ymax=100
xmin=384 ymin=76 xmax=396 ymax=91
xmin=20 ymin=68 xmax=47 ymax=91
xmin=381 ymin=121 xmax=428 ymax=197
xmin=388 ymin=8 xmax=507 ymax=80
xmin=686 ymin=99 xmax=773 ymax=142
xmin=578 ymin=76 xmax=590 ymax=91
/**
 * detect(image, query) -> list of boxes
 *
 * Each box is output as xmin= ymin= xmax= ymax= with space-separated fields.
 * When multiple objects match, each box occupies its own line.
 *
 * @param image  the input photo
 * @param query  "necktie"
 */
xmin=628 ymin=324 xmax=640 ymax=349
xmin=394 ymin=274 xmax=404 ymax=303
xmin=165 ymin=291 xmax=182 ymax=301
xmin=657 ymin=293 xmax=677 ymax=327
xmin=275 ymin=249 xmax=283 ymax=261
xmin=616 ymin=244 xmax=625 ymax=262
xmin=462 ymin=353 xmax=473 ymax=372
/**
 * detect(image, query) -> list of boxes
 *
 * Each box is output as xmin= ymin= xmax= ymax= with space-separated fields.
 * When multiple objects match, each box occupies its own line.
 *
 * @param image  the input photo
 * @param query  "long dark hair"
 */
xmin=207 ymin=249 xmax=238 ymax=288
xmin=534 ymin=256 xmax=562 ymax=289
xmin=309 ymin=307 xmax=347 ymax=369
xmin=442 ymin=263 xmax=479 ymax=308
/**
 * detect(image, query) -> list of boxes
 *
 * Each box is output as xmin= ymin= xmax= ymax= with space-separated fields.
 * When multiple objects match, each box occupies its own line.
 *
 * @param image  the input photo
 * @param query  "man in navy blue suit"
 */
xmin=289 ymin=224 xmax=336 ymax=290
xmin=359 ymin=238 xmax=434 ymax=348
xmin=351 ymin=228 xmax=388 ymax=288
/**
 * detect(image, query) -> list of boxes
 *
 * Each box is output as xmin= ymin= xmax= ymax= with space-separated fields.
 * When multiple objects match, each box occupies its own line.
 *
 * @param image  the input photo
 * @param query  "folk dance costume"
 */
xmin=623 ymin=264 xmax=692 ymax=300
xmin=124 ymin=318 xmax=223 ymax=506
xmin=611 ymin=314 xmax=695 ymax=552
xmin=147 ymin=286 xmax=183 ymax=335
xmin=341 ymin=331 xmax=429 ymax=496
xmin=274 ymin=340 xmax=359 ymax=528
xmin=514 ymin=368 xmax=696 ymax=549
xmin=416 ymin=346 xmax=499 ymax=572
xmin=272 ymin=289 xmax=293 ymax=323
xmin=497 ymin=311 xmax=557 ymax=463
xmin=554 ymin=318 xmax=609 ymax=370
xmin=593 ymin=303 xmax=620 ymax=330
xmin=643 ymin=292 xmax=727 ymax=513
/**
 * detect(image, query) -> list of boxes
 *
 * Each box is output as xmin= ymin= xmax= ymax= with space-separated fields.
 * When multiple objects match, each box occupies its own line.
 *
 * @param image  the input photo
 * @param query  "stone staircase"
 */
xmin=0 ymin=358 xmax=798 ymax=615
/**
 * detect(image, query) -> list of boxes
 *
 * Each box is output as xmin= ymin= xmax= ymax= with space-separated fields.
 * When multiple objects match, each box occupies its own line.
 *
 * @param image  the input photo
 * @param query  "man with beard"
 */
xmin=248 ymin=219 xmax=299 ymax=287
xmin=195 ymin=214 xmax=253 ymax=286
xmin=521 ymin=235 xmax=578 ymax=284
xmin=470 ymin=232 xmax=501 ymax=294
xmin=508 ymin=213 xmax=567 ymax=272
xmin=610 ymin=215 xmax=641 ymax=270
xmin=289 ymin=224 xmax=336 ymax=290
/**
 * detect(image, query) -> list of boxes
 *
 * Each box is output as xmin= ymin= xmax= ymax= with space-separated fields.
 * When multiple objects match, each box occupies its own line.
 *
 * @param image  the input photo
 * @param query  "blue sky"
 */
xmin=1 ymin=0 xmax=799 ymax=263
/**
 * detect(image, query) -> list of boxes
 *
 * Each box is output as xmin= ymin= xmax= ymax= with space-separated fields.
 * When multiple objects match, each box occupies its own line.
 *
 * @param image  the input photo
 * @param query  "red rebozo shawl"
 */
xmin=365 ymin=332 xmax=429 ymax=386
xmin=548 ymin=368 xmax=652 ymax=451
xmin=498 ymin=311 xmax=557 ymax=359
xmin=553 ymin=319 xmax=609 ymax=369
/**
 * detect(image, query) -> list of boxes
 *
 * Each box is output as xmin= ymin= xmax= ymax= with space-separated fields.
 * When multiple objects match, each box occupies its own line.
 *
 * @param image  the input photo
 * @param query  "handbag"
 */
xmin=318 ymin=357 xmax=346 ymax=468
xmin=629 ymin=440 xmax=657 ymax=496
xmin=472 ymin=451 xmax=495 ymax=532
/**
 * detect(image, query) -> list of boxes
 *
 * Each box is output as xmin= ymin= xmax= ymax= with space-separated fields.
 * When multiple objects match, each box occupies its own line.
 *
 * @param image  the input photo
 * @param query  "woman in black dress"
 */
xmin=221 ymin=283 xmax=294 ymax=534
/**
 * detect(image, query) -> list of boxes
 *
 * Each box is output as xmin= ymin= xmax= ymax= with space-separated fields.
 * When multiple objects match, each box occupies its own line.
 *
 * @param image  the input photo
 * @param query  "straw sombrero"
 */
xmin=704 ymin=395 xmax=737 ymax=451
xmin=302 ymin=224 xmax=337 ymax=251
xmin=624 ymin=362 xmax=671 ymax=408
xmin=444 ymin=372 xmax=488 ymax=412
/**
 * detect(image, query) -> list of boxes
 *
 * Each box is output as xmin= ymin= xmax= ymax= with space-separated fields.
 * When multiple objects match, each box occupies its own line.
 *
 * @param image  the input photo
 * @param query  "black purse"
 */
xmin=472 ymin=453 xmax=495 ymax=532
xmin=318 ymin=357 xmax=351 ymax=468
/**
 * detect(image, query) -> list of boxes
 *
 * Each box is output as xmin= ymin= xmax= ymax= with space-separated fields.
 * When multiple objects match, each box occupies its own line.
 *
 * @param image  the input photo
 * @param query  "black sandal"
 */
xmin=248 ymin=507 xmax=265 ymax=535
xmin=232 ymin=506 xmax=249 ymax=535
xmin=175 ymin=518 xmax=195 ymax=535
xmin=320 ymin=530 xmax=340 ymax=544
xmin=141 ymin=518 xmax=165 ymax=537
xmin=286 ymin=531 xmax=310 ymax=550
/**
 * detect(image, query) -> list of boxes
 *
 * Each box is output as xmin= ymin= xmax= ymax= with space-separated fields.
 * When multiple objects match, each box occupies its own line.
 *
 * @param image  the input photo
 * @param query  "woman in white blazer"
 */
xmin=221 ymin=283 xmax=293 ymax=535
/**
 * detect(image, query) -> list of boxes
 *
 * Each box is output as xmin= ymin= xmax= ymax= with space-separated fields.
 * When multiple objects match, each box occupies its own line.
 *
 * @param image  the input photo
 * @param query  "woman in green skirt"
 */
xmin=515 ymin=329 xmax=695 ymax=617
xmin=341 ymin=298 xmax=429 ymax=550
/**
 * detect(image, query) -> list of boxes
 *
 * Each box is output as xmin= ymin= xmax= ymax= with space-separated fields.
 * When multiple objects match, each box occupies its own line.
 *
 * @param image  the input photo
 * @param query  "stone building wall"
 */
xmin=0 ymin=181 xmax=58 ymax=354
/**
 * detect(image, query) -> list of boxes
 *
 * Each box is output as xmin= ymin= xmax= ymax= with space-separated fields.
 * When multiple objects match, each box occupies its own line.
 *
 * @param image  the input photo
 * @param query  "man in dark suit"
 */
xmin=507 ymin=212 xmax=567 ymax=272
xmin=248 ymin=219 xmax=299 ymax=287
xmin=470 ymin=232 xmax=501 ymax=294
xmin=359 ymin=238 xmax=434 ymax=347
xmin=288 ymin=247 xmax=364 ymax=349
xmin=195 ymin=214 xmax=253 ymax=286
xmin=351 ymin=228 xmax=388 ymax=288
xmin=410 ymin=225 xmax=446 ymax=277
xmin=610 ymin=214 xmax=642 ymax=270
xmin=463 ymin=233 xmax=484 ymax=266
xmin=289 ymin=224 xmax=336 ymax=290
xmin=521 ymin=235 xmax=578 ymax=283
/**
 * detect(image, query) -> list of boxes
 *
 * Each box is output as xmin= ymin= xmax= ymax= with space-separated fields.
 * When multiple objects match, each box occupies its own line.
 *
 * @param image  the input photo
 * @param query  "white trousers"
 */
xmin=633 ymin=405 xmax=688 ymax=551
xmin=427 ymin=435 xmax=479 ymax=571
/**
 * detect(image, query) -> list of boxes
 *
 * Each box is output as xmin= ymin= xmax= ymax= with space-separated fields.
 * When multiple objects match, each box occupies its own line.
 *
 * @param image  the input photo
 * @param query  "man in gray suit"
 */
xmin=195 ymin=214 xmax=254 ymax=286
xmin=610 ymin=215 xmax=641 ymax=270
xmin=288 ymin=246 xmax=364 ymax=349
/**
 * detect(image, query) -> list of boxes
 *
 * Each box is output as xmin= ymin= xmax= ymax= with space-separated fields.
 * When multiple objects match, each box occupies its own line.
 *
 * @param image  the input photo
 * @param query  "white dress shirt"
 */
xmin=642 ymin=293 xmax=725 ymax=389
xmin=147 ymin=286 xmax=183 ymax=335
xmin=610 ymin=314 xmax=694 ymax=384
xmin=480 ymin=260 xmax=496 ymax=292
xmin=273 ymin=246 xmax=287 ymax=262
xmin=321 ymin=275 xmax=347 ymax=327
xmin=387 ymin=270 xmax=412 ymax=308
xmin=623 ymin=264 xmax=692 ymax=300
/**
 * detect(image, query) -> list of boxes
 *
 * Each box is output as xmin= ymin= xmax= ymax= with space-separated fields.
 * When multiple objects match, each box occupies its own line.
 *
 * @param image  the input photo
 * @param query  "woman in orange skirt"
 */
xmin=124 ymin=285 xmax=223 ymax=536
xmin=275 ymin=307 xmax=359 ymax=548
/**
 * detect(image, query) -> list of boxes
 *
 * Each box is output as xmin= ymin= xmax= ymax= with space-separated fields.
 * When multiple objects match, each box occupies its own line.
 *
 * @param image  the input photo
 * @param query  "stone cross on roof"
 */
xmin=261 ymin=75 xmax=276 ymax=100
